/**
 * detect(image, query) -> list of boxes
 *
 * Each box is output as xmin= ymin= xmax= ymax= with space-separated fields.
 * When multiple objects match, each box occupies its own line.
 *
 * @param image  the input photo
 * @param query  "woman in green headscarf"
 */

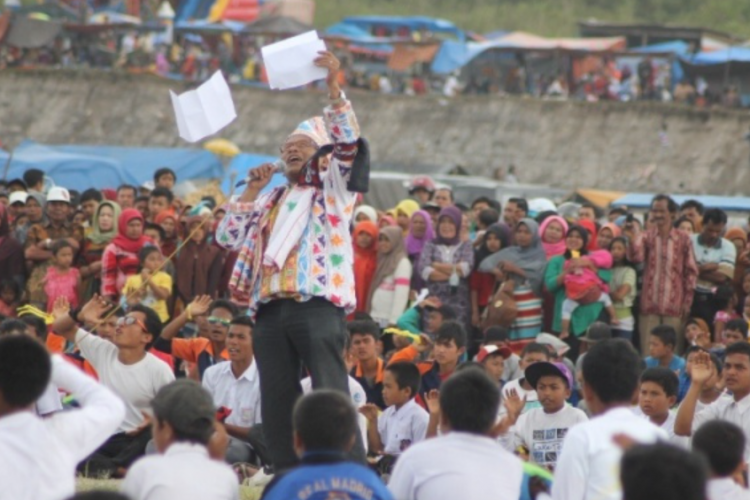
xmin=79 ymin=200 xmax=121 ymax=302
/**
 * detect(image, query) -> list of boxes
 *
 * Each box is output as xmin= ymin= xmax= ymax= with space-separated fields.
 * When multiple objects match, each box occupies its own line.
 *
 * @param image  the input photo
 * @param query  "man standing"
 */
xmin=24 ymin=186 xmax=83 ymax=304
xmin=690 ymin=208 xmax=735 ymax=331
xmin=216 ymin=50 xmax=366 ymax=470
xmin=625 ymin=194 xmax=698 ymax=354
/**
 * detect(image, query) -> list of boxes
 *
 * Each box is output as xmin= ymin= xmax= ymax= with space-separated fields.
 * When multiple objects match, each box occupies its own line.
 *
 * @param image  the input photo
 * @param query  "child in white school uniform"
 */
xmin=359 ymin=361 xmax=429 ymax=464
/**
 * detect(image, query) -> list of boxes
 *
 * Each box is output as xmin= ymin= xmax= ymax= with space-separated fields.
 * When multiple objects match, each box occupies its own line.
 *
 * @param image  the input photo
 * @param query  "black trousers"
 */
xmin=691 ymin=290 xmax=718 ymax=337
xmin=253 ymin=298 xmax=366 ymax=470
xmin=79 ymin=429 xmax=151 ymax=477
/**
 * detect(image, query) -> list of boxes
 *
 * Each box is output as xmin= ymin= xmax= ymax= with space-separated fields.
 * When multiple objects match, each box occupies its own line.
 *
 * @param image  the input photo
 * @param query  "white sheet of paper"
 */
xmin=169 ymin=70 xmax=237 ymax=143
xmin=261 ymin=30 xmax=327 ymax=90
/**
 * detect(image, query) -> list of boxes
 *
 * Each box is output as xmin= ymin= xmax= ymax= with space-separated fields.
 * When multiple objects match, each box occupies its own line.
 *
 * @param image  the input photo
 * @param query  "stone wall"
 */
xmin=1 ymin=69 xmax=750 ymax=194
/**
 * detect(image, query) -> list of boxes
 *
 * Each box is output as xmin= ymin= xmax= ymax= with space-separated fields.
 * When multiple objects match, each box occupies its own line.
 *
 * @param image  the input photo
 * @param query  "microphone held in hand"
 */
xmin=235 ymin=160 xmax=286 ymax=187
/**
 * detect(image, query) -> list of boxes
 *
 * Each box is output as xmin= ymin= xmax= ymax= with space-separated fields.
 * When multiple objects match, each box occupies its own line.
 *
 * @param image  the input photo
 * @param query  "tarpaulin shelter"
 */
xmin=324 ymin=22 xmax=395 ymax=56
xmin=342 ymin=16 xmax=465 ymax=42
xmin=387 ymin=42 xmax=441 ymax=71
xmin=3 ymin=16 xmax=63 ymax=48
xmin=242 ymin=15 xmax=311 ymax=35
xmin=570 ymin=188 xmax=627 ymax=209
xmin=680 ymin=47 xmax=750 ymax=105
xmin=611 ymin=193 xmax=750 ymax=213
xmin=174 ymin=19 xmax=245 ymax=33
xmin=1 ymin=141 xmax=224 ymax=190
xmin=431 ymin=31 xmax=626 ymax=74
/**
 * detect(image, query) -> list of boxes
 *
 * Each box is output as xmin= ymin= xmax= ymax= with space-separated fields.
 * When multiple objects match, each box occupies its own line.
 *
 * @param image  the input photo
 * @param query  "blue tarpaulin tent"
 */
xmin=684 ymin=47 xmax=750 ymax=65
xmin=325 ymin=22 xmax=395 ymax=54
xmin=627 ymin=40 xmax=690 ymax=87
xmin=612 ymin=193 xmax=750 ymax=212
xmin=221 ymin=152 xmax=286 ymax=196
xmin=342 ymin=16 xmax=465 ymax=42
xmin=2 ymin=141 xmax=224 ymax=189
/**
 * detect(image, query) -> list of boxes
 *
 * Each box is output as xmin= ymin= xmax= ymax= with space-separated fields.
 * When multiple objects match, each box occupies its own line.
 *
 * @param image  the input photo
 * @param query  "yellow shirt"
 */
xmin=123 ymin=272 xmax=172 ymax=323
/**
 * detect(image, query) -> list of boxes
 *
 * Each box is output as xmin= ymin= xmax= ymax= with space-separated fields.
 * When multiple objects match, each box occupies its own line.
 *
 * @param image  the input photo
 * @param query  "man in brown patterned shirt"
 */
xmin=24 ymin=187 xmax=83 ymax=305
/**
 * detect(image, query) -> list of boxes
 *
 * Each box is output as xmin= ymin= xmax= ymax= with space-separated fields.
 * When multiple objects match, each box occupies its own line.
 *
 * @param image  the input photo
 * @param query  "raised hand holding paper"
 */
xmin=261 ymin=30 xmax=328 ymax=90
xmin=169 ymin=70 xmax=237 ymax=143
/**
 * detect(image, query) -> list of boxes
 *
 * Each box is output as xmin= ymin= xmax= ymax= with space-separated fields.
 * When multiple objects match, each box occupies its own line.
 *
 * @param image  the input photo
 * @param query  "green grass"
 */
xmin=313 ymin=0 xmax=750 ymax=38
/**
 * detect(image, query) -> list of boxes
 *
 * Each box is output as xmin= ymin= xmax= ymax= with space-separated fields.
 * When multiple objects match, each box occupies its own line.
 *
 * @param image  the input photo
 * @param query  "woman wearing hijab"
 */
xmin=479 ymin=219 xmax=547 ymax=351
xmin=367 ymin=227 xmax=412 ymax=327
xmin=176 ymin=215 xmax=223 ymax=304
xmin=596 ymin=222 xmax=621 ymax=250
xmin=79 ymin=201 xmax=121 ymax=302
xmin=353 ymin=220 xmax=379 ymax=314
xmin=15 ymin=192 xmax=46 ymax=245
xmin=154 ymin=211 xmax=181 ymax=261
xmin=544 ymin=225 xmax=613 ymax=359
xmin=354 ymin=205 xmax=378 ymax=224
xmin=578 ymin=219 xmax=599 ymax=251
xmin=406 ymin=209 xmax=436 ymax=295
xmin=418 ymin=206 xmax=475 ymax=329
xmin=0 ymin=204 xmax=25 ymax=291
xmin=470 ymin=223 xmax=511 ymax=327
xmin=101 ymin=209 xmax=152 ymax=302
xmin=405 ymin=210 xmax=435 ymax=263
xmin=395 ymin=199 xmax=420 ymax=234
xmin=539 ymin=215 xmax=569 ymax=260
xmin=379 ymin=215 xmax=397 ymax=229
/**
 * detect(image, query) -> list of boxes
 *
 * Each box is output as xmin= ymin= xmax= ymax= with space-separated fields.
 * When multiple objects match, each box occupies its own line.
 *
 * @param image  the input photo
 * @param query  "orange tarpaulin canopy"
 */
xmin=387 ymin=43 xmax=440 ymax=71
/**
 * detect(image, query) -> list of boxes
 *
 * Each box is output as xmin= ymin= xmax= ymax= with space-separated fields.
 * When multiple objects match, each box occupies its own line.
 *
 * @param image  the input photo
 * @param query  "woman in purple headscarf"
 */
xmin=405 ymin=210 xmax=435 ymax=295
xmin=417 ymin=206 xmax=475 ymax=329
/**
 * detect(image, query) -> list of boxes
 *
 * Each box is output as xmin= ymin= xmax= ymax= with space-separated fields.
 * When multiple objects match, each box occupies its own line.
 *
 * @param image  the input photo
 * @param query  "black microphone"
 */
xmin=235 ymin=160 xmax=286 ymax=188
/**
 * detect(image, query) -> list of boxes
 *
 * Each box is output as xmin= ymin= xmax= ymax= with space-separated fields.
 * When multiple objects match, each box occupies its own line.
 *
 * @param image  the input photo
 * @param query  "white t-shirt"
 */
xmin=552 ymin=407 xmax=668 ymax=500
xmin=202 ymin=360 xmax=262 ymax=427
xmin=707 ymin=477 xmax=750 ymax=500
xmin=502 ymin=378 xmax=541 ymax=414
xmin=121 ymin=442 xmax=238 ymax=500
xmin=300 ymin=375 xmax=367 ymax=409
xmin=0 ymin=355 xmax=125 ymax=500
xmin=389 ymin=432 xmax=524 ymax=500
xmin=510 ymin=405 xmax=589 ymax=469
xmin=378 ymin=398 xmax=429 ymax=455
xmin=691 ymin=392 xmax=750 ymax=462
xmin=76 ymin=329 xmax=175 ymax=433
xmin=36 ymin=383 xmax=63 ymax=416
xmin=641 ymin=410 xmax=689 ymax=448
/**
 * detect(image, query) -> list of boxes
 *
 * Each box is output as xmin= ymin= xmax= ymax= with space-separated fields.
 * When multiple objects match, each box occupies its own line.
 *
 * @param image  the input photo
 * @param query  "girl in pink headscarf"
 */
xmin=539 ymin=216 xmax=569 ymax=259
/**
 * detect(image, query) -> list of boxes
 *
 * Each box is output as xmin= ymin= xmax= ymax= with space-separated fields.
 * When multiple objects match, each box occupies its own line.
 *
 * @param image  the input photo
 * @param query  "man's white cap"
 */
xmin=9 ymin=191 xmax=28 ymax=205
xmin=46 ymin=186 xmax=71 ymax=203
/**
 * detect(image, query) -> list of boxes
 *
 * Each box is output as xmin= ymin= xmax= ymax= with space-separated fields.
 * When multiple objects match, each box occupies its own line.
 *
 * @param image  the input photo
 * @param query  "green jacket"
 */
xmin=544 ymin=255 xmax=612 ymax=335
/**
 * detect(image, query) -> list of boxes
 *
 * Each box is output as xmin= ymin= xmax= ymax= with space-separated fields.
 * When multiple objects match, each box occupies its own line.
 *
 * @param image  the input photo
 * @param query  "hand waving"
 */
xmin=51 ymin=296 xmax=71 ymax=321
xmin=188 ymin=295 xmax=212 ymax=318
xmin=425 ymin=389 xmax=441 ymax=416
xmin=79 ymin=294 xmax=111 ymax=326
xmin=504 ymin=388 xmax=527 ymax=418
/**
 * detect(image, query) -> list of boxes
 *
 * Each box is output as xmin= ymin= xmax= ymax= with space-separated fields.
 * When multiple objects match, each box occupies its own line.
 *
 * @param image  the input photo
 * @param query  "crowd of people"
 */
xmin=3 ymin=23 xmax=745 ymax=110
xmin=3 ymin=49 xmax=750 ymax=500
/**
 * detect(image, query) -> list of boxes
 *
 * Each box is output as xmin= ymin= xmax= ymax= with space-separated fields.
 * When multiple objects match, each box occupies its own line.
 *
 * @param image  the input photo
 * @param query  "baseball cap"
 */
xmin=151 ymin=380 xmax=215 ymax=441
xmin=476 ymin=344 xmax=512 ymax=363
xmin=422 ymin=201 xmax=440 ymax=211
xmin=9 ymin=191 xmax=28 ymax=205
xmin=408 ymin=175 xmax=436 ymax=194
xmin=535 ymin=333 xmax=570 ymax=356
xmin=525 ymin=361 xmax=574 ymax=389
xmin=579 ymin=322 xmax=612 ymax=344
xmin=46 ymin=187 xmax=71 ymax=204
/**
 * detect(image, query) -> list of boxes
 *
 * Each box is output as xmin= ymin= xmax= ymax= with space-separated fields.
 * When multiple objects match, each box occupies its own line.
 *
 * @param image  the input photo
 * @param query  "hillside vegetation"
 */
xmin=315 ymin=0 xmax=750 ymax=39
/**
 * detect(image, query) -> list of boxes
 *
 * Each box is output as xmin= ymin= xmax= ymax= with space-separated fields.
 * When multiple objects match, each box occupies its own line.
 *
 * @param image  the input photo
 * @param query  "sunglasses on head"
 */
xmin=117 ymin=316 xmax=148 ymax=332
xmin=207 ymin=316 xmax=231 ymax=327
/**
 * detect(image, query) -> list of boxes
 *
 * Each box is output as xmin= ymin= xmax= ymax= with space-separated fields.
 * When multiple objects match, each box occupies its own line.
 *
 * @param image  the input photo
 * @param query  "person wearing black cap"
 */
xmin=504 ymin=361 xmax=587 ymax=470
xmin=121 ymin=379 xmax=238 ymax=500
